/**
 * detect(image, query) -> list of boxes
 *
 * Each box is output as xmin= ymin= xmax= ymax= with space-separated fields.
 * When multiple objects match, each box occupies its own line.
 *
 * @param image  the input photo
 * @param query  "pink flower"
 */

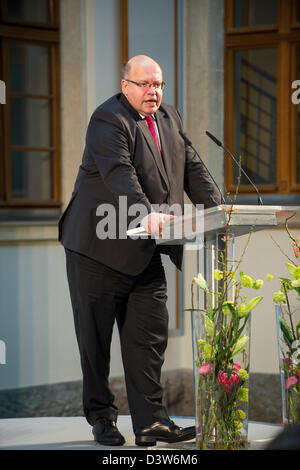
xmin=285 ymin=376 xmax=298 ymax=390
xmin=222 ymin=206 xmax=238 ymax=214
xmin=218 ymin=370 xmax=240 ymax=396
xmin=233 ymin=362 xmax=241 ymax=371
xmin=221 ymin=235 xmax=233 ymax=242
xmin=282 ymin=358 xmax=292 ymax=365
xmin=198 ymin=362 xmax=214 ymax=375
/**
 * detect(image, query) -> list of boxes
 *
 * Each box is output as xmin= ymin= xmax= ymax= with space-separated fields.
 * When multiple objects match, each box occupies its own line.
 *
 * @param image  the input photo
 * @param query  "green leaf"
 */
xmin=238 ymin=313 xmax=251 ymax=336
xmin=295 ymin=287 xmax=300 ymax=297
xmin=205 ymin=315 xmax=215 ymax=338
xmin=246 ymin=295 xmax=263 ymax=313
xmin=227 ymin=367 xmax=233 ymax=380
xmin=237 ymin=296 xmax=263 ymax=318
xmin=279 ymin=317 xmax=294 ymax=350
xmin=278 ymin=278 xmax=293 ymax=295
xmin=296 ymin=321 xmax=300 ymax=340
xmin=279 ymin=277 xmax=292 ymax=283
xmin=286 ymin=263 xmax=297 ymax=278
xmin=184 ymin=308 xmax=205 ymax=312
xmin=285 ymin=263 xmax=300 ymax=280
xmin=222 ymin=301 xmax=236 ymax=316
xmin=232 ymin=335 xmax=249 ymax=357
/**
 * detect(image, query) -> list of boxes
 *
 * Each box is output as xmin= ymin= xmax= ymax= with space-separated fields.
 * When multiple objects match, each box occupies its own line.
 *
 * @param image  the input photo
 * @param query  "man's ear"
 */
xmin=121 ymin=79 xmax=128 ymax=97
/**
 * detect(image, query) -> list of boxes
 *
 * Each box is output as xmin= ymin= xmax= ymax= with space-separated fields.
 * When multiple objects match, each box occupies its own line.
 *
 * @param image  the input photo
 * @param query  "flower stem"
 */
xmin=191 ymin=282 xmax=195 ymax=310
xmin=282 ymin=284 xmax=297 ymax=340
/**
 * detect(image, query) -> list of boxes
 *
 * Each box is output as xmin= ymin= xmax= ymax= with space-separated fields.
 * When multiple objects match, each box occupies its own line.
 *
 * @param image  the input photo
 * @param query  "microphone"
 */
xmin=205 ymin=131 xmax=263 ymax=206
xmin=179 ymin=130 xmax=226 ymax=205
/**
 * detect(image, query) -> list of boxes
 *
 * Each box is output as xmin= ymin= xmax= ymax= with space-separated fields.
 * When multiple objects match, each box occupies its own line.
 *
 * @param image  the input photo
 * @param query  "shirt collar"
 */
xmin=140 ymin=113 xmax=156 ymax=120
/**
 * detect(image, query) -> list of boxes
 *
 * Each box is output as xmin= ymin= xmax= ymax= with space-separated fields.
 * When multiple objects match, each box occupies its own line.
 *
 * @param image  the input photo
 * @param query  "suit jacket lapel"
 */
xmin=155 ymin=108 xmax=174 ymax=188
xmin=137 ymin=118 xmax=170 ymax=191
xmin=119 ymin=93 xmax=171 ymax=191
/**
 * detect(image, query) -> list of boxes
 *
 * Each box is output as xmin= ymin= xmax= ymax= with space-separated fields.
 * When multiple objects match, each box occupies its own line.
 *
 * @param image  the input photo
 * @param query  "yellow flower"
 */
xmin=235 ymin=409 xmax=246 ymax=420
xmin=213 ymin=269 xmax=223 ymax=281
xmin=237 ymin=387 xmax=248 ymax=402
xmin=197 ymin=340 xmax=213 ymax=360
xmin=253 ymin=279 xmax=264 ymax=289
xmin=234 ymin=420 xmax=243 ymax=430
xmin=273 ymin=291 xmax=287 ymax=304
xmin=240 ymin=275 xmax=253 ymax=288
xmin=237 ymin=369 xmax=248 ymax=381
xmin=266 ymin=274 xmax=274 ymax=281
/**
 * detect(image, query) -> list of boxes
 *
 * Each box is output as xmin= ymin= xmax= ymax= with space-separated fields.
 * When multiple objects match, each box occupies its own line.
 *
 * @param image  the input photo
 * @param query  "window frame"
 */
xmin=291 ymin=41 xmax=300 ymax=190
xmin=0 ymin=0 xmax=59 ymax=30
xmin=291 ymin=0 xmax=300 ymax=29
xmin=225 ymin=0 xmax=300 ymax=196
xmin=0 ymin=0 xmax=61 ymax=208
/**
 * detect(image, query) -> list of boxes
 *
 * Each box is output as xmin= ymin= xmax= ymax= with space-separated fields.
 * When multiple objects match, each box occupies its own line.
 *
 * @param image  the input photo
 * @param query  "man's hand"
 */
xmin=140 ymin=213 xmax=175 ymax=237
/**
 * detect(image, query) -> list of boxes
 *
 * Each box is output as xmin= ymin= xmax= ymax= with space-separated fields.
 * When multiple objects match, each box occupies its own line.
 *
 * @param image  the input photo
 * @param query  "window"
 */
xmin=225 ymin=0 xmax=300 ymax=196
xmin=293 ymin=45 xmax=300 ymax=185
xmin=0 ymin=0 xmax=60 ymax=208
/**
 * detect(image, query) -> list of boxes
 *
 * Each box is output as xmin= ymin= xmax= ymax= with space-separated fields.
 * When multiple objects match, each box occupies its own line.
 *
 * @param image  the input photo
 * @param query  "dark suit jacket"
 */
xmin=58 ymin=93 xmax=221 ymax=275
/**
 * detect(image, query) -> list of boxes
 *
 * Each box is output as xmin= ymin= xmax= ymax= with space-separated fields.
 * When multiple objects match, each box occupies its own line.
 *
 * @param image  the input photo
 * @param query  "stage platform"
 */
xmin=0 ymin=415 xmax=282 ymax=450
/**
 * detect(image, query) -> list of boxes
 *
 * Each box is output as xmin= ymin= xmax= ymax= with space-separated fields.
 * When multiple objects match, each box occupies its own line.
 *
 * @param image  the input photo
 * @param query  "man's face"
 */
xmin=121 ymin=62 xmax=163 ymax=116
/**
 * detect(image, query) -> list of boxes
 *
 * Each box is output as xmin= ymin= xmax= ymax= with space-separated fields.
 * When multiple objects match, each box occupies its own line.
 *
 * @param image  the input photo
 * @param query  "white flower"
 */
xmin=193 ymin=273 xmax=209 ymax=292
xmin=291 ymin=340 xmax=300 ymax=365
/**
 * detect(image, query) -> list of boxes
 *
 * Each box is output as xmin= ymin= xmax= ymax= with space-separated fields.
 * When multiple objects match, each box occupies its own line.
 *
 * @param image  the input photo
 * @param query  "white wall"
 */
xmin=0 ymin=242 xmax=81 ymax=389
xmin=85 ymin=0 xmax=122 ymax=121
xmin=127 ymin=0 xmax=176 ymax=106
xmin=1 ymin=0 xmax=297 ymax=394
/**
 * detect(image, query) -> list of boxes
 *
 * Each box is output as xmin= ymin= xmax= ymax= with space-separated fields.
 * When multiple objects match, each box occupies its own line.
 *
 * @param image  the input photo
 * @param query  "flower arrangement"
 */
xmin=188 ymin=205 xmax=263 ymax=450
xmin=272 ymin=222 xmax=300 ymax=425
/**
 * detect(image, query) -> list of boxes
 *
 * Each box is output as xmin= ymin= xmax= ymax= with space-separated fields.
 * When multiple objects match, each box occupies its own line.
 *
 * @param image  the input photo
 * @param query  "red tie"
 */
xmin=145 ymin=115 xmax=161 ymax=155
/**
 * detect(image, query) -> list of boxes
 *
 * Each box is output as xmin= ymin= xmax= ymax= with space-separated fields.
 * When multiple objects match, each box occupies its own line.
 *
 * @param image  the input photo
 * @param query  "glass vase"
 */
xmin=191 ymin=309 xmax=251 ymax=450
xmin=276 ymin=305 xmax=300 ymax=425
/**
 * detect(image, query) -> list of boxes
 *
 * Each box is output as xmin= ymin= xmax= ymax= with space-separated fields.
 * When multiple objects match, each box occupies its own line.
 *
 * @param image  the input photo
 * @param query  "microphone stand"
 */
xmin=179 ymin=130 xmax=226 ymax=205
xmin=205 ymin=131 xmax=263 ymax=206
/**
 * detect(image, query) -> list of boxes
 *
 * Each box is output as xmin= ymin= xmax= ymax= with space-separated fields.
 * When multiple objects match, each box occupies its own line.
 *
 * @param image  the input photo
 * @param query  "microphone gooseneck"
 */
xmin=205 ymin=130 xmax=263 ymax=206
xmin=205 ymin=131 xmax=222 ymax=148
xmin=179 ymin=130 xmax=226 ymax=205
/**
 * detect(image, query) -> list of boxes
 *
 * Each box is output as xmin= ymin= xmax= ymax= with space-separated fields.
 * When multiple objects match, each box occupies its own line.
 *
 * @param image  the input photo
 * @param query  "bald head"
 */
xmin=121 ymin=55 xmax=164 ymax=116
xmin=122 ymin=55 xmax=162 ymax=80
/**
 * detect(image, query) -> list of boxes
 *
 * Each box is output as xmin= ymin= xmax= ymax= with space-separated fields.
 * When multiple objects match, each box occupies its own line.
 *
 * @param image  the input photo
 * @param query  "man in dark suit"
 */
xmin=59 ymin=55 xmax=221 ymax=446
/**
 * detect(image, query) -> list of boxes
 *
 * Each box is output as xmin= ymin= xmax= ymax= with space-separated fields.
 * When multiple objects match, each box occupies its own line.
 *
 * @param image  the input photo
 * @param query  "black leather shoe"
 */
xmin=135 ymin=419 xmax=195 ymax=446
xmin=92 ymin=418 xmax=125 ymax=446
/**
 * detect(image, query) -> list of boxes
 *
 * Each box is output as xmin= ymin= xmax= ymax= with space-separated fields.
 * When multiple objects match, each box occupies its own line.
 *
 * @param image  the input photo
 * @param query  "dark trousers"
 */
xmin=65 ymin=247 xmax=169 ymax=431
